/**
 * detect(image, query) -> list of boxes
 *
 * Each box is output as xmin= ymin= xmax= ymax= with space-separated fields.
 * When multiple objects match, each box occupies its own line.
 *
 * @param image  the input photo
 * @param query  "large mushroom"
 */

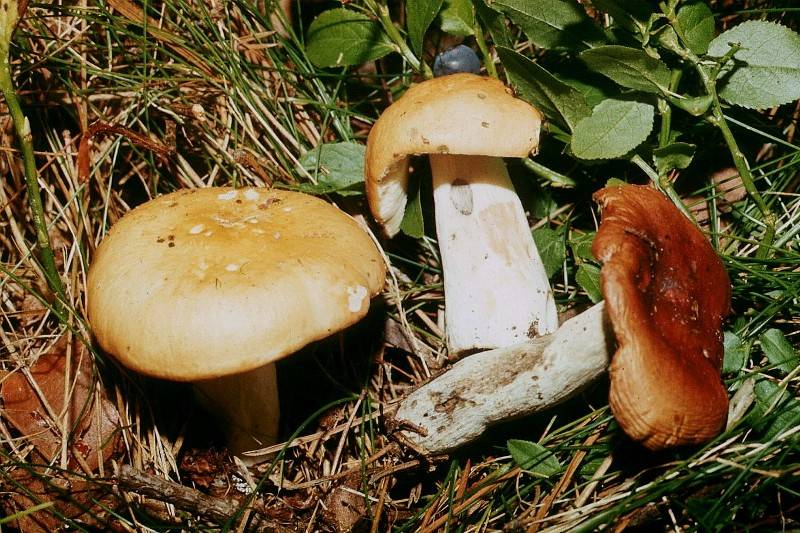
xmin=390 ymin=184 xmax=731 ymax=454
xmin=593 ymin=184 xmax=731 ymax=449
xmin=87 ymin=187 xmax=385 ymax=458
xmin=366 ymin=73 xmax=557 ymax=355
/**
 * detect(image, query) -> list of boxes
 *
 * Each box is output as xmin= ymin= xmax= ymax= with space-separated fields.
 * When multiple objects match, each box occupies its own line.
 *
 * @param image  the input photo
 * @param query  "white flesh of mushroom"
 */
xmin=430 ymin=154 xmax=558 ymax=354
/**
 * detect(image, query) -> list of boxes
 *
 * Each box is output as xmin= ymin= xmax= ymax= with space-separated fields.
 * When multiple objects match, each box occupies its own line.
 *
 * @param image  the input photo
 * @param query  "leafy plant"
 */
xmin=305 ymin=0 xmax=800 ymax=255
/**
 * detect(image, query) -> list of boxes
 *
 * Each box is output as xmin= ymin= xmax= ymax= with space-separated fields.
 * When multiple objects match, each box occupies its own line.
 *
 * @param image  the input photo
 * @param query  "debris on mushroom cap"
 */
xmin=365 ymin=73 xmax=542 ymax=236
xmin=592 ymin=184 xmax=731 ymax=450
xmin=87 ymin=187 xmax=386 ymax=382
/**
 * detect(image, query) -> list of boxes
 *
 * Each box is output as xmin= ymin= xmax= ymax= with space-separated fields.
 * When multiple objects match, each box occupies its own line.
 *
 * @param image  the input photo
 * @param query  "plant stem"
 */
xmin=658 ymin=69 xmax=682 ymax=151
xmin=696 ymin=62 xmax=776 ymax=257
xmin=472 ymin=21 xmax=497 ymax=78
xmin=631 ymin=154 xmax=695 ymax=222
xmin=523 ymin=158 xmax=575 ymax=188
xmin=665 ymin=7 xmax=777 ymax=257
xmin=365 ymin=0 xmax=432 ymax=78
xmin=0 ymin=55 xmax=66 ymax=304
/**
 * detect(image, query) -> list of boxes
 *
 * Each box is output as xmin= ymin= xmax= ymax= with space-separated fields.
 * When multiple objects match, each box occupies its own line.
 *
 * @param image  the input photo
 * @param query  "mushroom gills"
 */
xmin=430 ymin=154 xmax=558 ymax=354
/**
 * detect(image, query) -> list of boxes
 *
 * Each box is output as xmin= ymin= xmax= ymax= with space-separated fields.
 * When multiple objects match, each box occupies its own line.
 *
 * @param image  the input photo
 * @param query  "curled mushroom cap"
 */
xmin=592 ymin=185 xmax=731 ymax=450
xmin=365 ymin=73 xmax=542 ymax=237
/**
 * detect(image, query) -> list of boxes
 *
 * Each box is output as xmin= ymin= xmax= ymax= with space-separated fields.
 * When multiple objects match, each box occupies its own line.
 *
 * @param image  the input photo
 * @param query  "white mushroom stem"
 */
xmin=193 ymin=363 xmax=280 ymax=464
xmin=430 ymin=154 xmax=558 ymax=354
xmin=392 ymin=302 xmax=611 ymax=455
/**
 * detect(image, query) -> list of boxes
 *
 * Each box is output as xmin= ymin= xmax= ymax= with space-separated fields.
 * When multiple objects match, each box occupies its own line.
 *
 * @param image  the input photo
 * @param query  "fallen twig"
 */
xmin=115 ymin=465 xmax=295 ymax=532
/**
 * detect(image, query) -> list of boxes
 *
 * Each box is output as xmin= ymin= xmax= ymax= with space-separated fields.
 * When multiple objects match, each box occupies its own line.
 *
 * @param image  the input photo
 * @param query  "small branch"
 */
xmin=390 ymin=303 xmax=611 ymax=455
xmin=665 ymin=8 xmax=777 ymax=256
xmin=524 ymin=157 xmax=576 ymax=188
xmin=658 ymin=69 xmax=682 ymax=152
xmin=472 ymin=20 xmax=497 ymax=78
xmin=698 ymin=61 xmax=777 ymax=257
xmin=116 ymin=465 xmax=294 ymax=532
xmin=364 ymin=0 xmax=432 ymax=78
xmin=77 ymin=121 xmax=175 ymax=183
xmin=630 ymin=155 xmax=696 ymax=223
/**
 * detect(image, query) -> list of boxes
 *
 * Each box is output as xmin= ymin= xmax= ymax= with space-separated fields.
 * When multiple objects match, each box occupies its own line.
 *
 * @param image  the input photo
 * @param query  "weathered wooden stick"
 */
xmin=116 ymin=465 xmax=295 ymax=532
xmin=391 ymin=303 xmax=612 ymax=455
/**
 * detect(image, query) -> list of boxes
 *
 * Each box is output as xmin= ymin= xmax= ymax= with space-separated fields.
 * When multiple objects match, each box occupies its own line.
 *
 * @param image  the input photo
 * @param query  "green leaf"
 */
xmin=400 ymin=181 xmax=425 ymax=238
xmin=476 ymin=0 xmax=510 ymax=47
xmin=580 ymin=45 xmax=671 ymax=94
xmin=576 ymin=263 xmax=602 ymax=302
xmin=760 ymin=329 xmax=799 ymax=375
xmin=529 ymin=186 xmax=558 ymax=219
xmin=708 ymin=21 xmax=800 ymax=109
xmin=438 ymin=0 xmax=475 ymax=37
xmin=407 ymin=0 xmax=444 ymax=56
xmin=571 ymin=99 xmax=655 ymax=160
xmin=306 ymin=9 xmax=395 ymax=68
xmin=722 ymin=331 xmax=748 ymax=374
xmin=653 ymin=142 xmax=695 ymax=175
xmin=298 ymin=142 xmax=366 ymax=196
xmin=668 ymin=94 xmax=713 ymax=116
xmin=753 ymin=379 xmax=800 ymax=440
xmin=589 ymin=0 xmax=652 ymax=34
xmin=498 ymin=47 xmax=591 ymax=132
xmin=569 ymin=231 xmax=595 ymax=262
xmin=491 ymin=0 xmax=606 ymax=50
xmin=765 ymin=401 xmax=800 ymax=440
xmin=507 ymin=439 xmax=561 ymax=477
xmin=753 ymin=379 xmax=783 ymax=416
xmin=675 ymin=2 xmax=715 ymax=55
xmin=533 ymin=227 xmax=566 ymax=278
xmin=557 ymin=72 xmax=619 ymax=108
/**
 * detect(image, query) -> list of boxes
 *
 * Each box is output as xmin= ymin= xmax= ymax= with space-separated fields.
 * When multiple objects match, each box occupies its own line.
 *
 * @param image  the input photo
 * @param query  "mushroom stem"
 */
xmin=429 ymin=154 xmax=558 ymax=355
xmin=391 ymin=302 xmax=611 ymax=455
xmin=193 ymin=363 xmax=280 ymax=463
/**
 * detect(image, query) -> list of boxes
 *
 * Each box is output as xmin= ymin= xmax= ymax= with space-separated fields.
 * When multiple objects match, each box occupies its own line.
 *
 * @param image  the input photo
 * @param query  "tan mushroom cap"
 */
xmin=365 ymin=73 xmax=543 ymax=236
xmin=88 ymin=188 xmax=385 ymax=382
xmin=592 ymin=185 xmax=730 ymax=450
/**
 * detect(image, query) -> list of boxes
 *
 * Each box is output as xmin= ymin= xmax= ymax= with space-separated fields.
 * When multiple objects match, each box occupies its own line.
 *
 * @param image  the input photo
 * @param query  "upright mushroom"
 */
xmin=88 ymin=187 xmax=385 ymax=457
xmin=593 ymin=184 xmax=731 ymax=449
xmin=366 ymin=73 xmax=557 ymax=355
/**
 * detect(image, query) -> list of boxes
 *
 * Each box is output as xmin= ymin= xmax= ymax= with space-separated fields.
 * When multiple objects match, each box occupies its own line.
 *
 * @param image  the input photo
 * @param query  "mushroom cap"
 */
xmin=88 ymin=188 xmax=385 ymax=382
xmin=365 ymin=73 xmax=543 ymax=236
xmin=592 ymin=185 xmax=730 ymax=450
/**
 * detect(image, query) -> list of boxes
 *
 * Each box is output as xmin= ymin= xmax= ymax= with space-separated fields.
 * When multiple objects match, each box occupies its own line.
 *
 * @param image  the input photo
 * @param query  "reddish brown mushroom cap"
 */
xmin=592 ymin=185 xmax=731 ymax=450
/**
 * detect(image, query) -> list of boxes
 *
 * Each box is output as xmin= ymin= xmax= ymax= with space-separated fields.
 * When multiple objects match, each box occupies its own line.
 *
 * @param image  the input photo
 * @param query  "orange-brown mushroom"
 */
xmin=592 ymin=184 xmax=731 ymax=450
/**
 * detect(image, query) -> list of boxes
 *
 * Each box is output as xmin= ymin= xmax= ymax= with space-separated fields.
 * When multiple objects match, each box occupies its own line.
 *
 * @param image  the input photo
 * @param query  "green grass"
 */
xmin=1 ymin=0 xmax=799 ymax=531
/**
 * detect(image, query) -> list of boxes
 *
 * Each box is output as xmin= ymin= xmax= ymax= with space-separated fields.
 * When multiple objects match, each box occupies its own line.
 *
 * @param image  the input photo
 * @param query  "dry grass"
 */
xmin=1 ymin=1 xmax=799 ymax=531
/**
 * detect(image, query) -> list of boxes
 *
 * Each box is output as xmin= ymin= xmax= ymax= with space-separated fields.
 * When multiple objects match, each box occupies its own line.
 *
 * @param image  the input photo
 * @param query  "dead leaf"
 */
xmin=180 ymin=447 xmax=233 ymax=489
xmin=0 ymin=341 xmax=120 ymax=471
xmin=711 ymin=167 xmax=747 ymax=205
xmin=1 ymin=468 xmax=115 ymax=532
xmin=322 ymin=476 xmax=368 ymax=532
xmin=18 ymin=292 xmax=47 ymax=328
xmin=682 ymin=195 xmax=710 ymax=226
